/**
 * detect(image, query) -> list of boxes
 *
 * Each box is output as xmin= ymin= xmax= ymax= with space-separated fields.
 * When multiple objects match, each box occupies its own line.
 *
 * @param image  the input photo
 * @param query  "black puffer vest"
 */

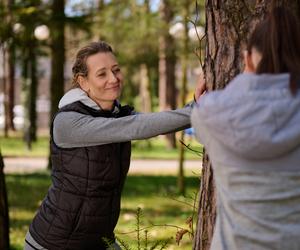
xmin=29 ymin=101 xmax=133 ymax=250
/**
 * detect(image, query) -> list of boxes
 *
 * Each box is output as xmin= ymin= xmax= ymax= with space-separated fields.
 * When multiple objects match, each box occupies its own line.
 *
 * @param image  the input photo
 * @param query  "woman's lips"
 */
xmin=106 ymin=84 xmax=120 ymax=90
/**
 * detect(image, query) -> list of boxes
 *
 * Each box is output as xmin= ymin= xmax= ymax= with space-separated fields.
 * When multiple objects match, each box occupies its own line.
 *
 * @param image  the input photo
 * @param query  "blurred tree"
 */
xmin=177 ymin=0 xmax=193 ymax=196
xmin=93 ymin=0 xmax=159 ymax=108
xmin=49 ymin=0 xmax=65 ymax=122
xmin=47 ymin=0 xmax=65 ymax=168
xmin=15 ymin=0 xmax=44 ymax=147
xmin=193 ymin=1 xmax=300 ymax=249
xmin=138 ymin=0 xmax=152 ymax=114
xmin=47 ymin=0 xmax=93 ymax=168
xmin=0 ymin=0 xmax=14 ymax=137
xmin=158 ymin=0 xmax=177 ymax=149
xmin=0 ymin=150 xmax=9 ymax=250
xmin=4 ymin=0 xmax=15 ymax=133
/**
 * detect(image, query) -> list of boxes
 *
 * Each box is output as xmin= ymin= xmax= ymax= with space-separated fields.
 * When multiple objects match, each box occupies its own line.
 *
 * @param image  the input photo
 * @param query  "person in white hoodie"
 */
xmin=24 ymin=41 xmax=205 ymax=250
xmin=191 ymin=6 xmax=300 ymax=250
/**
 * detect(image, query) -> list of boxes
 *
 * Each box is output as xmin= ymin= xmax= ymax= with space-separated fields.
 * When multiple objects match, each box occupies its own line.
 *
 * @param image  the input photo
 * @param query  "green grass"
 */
xmin=6 ymin=171 xmax=200 ymax=250
xmin=1 ymin=134 xmax=203 ymax=160
xmin=0 ymin=135 xmax=50 ymax=157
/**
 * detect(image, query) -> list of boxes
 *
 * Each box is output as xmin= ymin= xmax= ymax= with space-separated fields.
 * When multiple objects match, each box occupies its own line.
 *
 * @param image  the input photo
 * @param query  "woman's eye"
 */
xmin=113 ymin=68 xmax=121 ymax=73
xmin=98 ymin=73 xmax=106 ymax=77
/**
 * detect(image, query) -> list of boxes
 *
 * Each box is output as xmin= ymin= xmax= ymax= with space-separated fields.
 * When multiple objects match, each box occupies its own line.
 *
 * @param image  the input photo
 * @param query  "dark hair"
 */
xmin=247 ymin=6 xmax=300 ymax=94
xmin=71 ymin=41 xmax=113 ymax=88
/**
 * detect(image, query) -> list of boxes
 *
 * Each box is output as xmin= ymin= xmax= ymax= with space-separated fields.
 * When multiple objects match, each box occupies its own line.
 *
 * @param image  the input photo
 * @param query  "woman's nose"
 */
xmin=108 ymin=70 xmax=118 ymax=83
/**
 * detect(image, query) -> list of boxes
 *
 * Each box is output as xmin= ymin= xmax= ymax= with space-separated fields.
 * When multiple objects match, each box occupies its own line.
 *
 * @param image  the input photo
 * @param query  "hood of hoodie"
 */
xmin=58 ymin=88 xmax=120 ymax=113
xmin=193 ymin=73 xmax=300 ymax=160
xmin=59 ymin=88 xmax=100 ymax=109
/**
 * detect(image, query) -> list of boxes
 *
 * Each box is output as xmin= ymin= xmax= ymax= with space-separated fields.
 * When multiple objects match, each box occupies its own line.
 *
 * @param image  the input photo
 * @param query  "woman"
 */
xmin=191 ymin=6 xmax=300 ymax=250
xmin=25 ymin=41 xmax=204 ymax=250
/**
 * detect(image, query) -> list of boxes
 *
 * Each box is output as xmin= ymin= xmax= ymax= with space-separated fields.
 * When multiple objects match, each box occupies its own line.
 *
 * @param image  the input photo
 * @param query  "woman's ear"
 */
xmin=243 ymin=50 xmax=255 ymax=73
xmin=78 ymin=75 xmax=89 ymax=92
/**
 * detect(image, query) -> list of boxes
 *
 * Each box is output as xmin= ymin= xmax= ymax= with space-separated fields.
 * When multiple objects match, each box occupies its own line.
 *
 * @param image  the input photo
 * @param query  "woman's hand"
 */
xmin=194 ymin=73 xmax=206 ymax=102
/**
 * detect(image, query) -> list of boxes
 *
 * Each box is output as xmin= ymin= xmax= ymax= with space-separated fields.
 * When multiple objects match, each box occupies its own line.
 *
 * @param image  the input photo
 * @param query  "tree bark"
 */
xmin=0 ymin=151 xmax=10 ymax=250
xmin=159 ymin=0 xmax=177 ymax=149
xmin=193 ymin=1 xmax=299 ymax=249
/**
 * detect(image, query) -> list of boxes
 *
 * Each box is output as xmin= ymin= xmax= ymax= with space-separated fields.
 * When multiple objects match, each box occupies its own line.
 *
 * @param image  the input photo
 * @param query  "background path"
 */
xmin=3 ymin=157 xmax=202 ymax=175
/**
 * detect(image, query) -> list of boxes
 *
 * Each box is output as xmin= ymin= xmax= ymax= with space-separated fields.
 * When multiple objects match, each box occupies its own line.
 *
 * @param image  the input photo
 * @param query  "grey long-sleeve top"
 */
xmin=53 ymin=88 xmax=192 ymax=148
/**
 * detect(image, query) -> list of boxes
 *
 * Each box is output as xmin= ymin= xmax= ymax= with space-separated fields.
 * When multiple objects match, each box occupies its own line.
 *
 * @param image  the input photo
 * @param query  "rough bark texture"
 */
xmin=159 ymin=0 xmax=177 ymax=149
xmin=0 ymin=151 xmax=10 ymax=250
xmin=193 ymin=1 xmax=300 ymax=249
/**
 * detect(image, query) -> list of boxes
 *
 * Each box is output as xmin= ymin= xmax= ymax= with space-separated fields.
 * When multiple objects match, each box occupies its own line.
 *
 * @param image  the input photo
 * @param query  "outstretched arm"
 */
xmin=53 ymin=106 xmax=192 ymax=148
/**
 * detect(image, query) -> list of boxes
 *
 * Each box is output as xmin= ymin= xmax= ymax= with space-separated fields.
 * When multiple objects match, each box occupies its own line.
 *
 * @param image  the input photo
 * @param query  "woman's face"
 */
xmin=79 ymin=52 xmax=123 ymax=110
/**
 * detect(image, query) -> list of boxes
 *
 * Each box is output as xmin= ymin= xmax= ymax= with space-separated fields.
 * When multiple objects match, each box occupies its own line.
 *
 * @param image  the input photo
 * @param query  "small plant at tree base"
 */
xmin=105 ymin=207 xmax=172 ymax=250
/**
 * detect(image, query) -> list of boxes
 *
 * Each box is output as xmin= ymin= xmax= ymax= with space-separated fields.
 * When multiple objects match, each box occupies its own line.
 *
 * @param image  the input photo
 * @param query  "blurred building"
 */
xmin=0 ymin=55 xmax=72 ymax=131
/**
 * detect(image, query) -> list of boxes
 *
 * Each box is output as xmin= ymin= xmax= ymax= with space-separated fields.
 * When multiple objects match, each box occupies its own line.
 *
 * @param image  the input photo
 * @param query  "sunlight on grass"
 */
xmin=131 ymin=137 xmax=202 ymax=160
xmin=1 ymin=134 xmax=203 ymax=160
xmin=0 ymin=135 xmax=50 ymax=157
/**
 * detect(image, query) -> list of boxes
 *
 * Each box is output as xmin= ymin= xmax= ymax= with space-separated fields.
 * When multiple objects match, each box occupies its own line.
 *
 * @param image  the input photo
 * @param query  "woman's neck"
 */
xmin=93 ymin=98 xmax=114 ymax=111
xmin=85 ymin=90 xmax=115 ymax=111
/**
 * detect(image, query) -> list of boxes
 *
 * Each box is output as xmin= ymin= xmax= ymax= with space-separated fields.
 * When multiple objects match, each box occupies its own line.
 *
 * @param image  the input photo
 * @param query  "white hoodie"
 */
xmin=191 ymin=73 xmax=300 ymax=250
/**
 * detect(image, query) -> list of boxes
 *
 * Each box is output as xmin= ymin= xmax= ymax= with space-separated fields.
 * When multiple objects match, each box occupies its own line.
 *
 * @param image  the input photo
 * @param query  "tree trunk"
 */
xmin=2 ymin=0 xmax=15 ymax=135
xmin=7 ymin=0 xmax=15 ymax=131
xmin=22 ymin=49 xmax=32 ymax=150
xmin=7 ymin=41 xmax=15 ymax=131
xmin=159 ymin=0 xmax=177 ymax=149
xmin=177 ymin=0 xmax=191 ymax=196
xmin=23 ymin=36 xmax=38 ymax=148
xmin=29 ymin=40 xmax=38 ymax=141
xmin=49 ymin=0 xmax=65 ymax=168
xmin=50 ymin=0 xmax=65 ymax=122
xmin=2 ymin=46 xmax=9 ymax=137
xmin=0 ymin=151 xmax=10 ymax=250
xmin=193 ymin=1 xmax=299 ymax=249
xmin=139 ymin=64 xmax=152 ymax=113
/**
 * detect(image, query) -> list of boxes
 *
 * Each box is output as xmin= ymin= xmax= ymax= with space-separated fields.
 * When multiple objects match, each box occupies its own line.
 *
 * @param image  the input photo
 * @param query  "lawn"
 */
xmin=1 ymin=134 xmax=203 ymax=160
xmin=6 ymin=171 xmax=200 ymax=250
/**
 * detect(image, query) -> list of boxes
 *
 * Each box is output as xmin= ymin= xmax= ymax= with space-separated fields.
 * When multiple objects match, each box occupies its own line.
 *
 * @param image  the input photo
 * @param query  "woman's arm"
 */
xmin=53 ymin=105 xmax=192 ymax=148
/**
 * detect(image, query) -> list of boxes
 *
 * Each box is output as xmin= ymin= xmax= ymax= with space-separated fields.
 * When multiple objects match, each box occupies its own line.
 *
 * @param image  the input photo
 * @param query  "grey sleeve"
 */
xmin=53 ymin=106 xmax=192 ymax=148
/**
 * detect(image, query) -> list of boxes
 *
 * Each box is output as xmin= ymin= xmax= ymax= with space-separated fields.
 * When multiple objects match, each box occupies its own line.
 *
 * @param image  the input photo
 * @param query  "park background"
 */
xmin=0 ymin=0 xmax=205 ymax=249
xmin=1 ymin=1 xmax=298 ymax=250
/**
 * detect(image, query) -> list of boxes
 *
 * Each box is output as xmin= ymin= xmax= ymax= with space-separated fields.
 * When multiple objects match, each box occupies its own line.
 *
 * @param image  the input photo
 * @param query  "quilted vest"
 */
xmin=29 ymin=101 xmax=133 ymax=250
